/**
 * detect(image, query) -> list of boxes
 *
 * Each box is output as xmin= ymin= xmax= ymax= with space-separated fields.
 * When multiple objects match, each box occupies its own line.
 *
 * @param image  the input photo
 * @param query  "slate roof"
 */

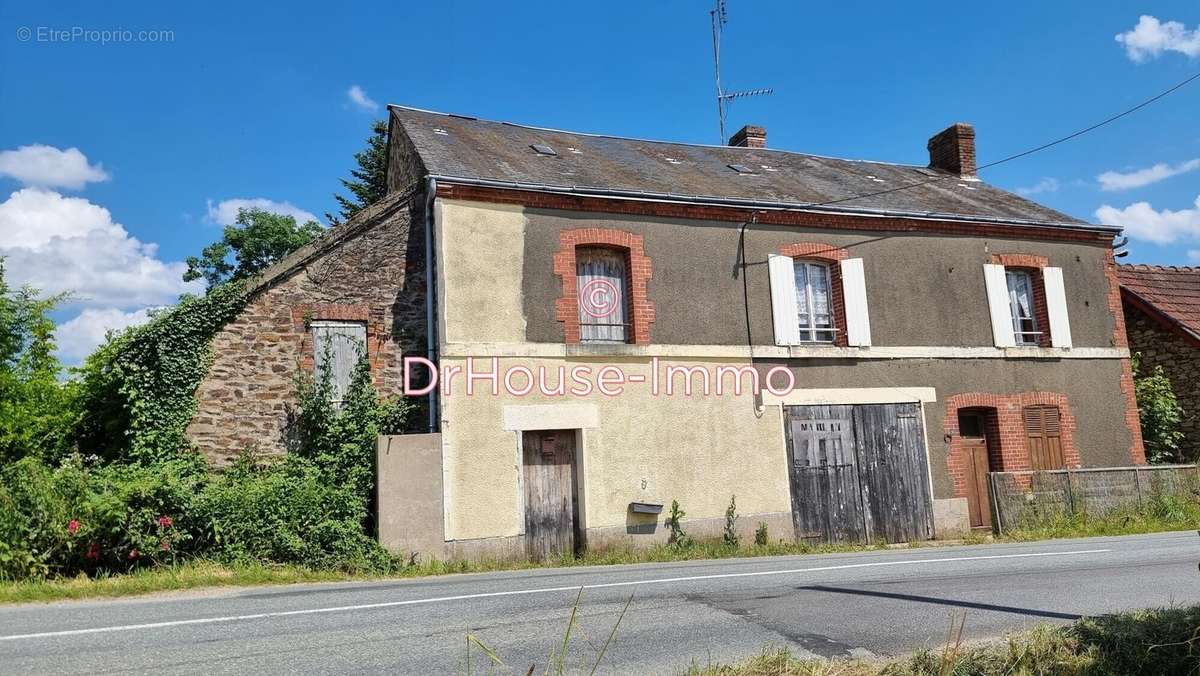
xmin=390 ymin=105 xmax=1109 ymax=231
xmin=1118 ymin=264 xmax=1200 ymax=342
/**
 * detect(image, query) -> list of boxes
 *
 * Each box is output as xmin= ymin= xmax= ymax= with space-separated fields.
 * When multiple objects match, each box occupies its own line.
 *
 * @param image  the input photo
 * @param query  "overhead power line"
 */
xmin=808 ymin=70 xmax=1200 ymax=209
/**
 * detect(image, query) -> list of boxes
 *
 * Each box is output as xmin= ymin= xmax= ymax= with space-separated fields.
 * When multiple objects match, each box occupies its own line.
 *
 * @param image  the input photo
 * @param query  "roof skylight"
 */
xmin=531 ymin=144 xmax=558 ymax=156
xmin=728 ymin=163 xmax=755 ymax=174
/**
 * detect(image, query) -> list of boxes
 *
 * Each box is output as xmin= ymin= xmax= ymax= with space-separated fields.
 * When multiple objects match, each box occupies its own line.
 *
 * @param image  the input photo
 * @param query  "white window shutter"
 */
xmin=983 ymin=264 xmax=1016 ymax=347
xmin=1042 ymin=267 xmax=1073 ymax=348
xmin=768 ymin=254 xmax=800 ymax=346
xmin=839 ymin=258 xmax=872 ymax=346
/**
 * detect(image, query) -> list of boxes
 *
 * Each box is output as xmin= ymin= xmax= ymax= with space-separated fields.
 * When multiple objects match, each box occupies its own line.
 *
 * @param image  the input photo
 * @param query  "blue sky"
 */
xmin=1 ymin=1 xmax=1199 ymax=360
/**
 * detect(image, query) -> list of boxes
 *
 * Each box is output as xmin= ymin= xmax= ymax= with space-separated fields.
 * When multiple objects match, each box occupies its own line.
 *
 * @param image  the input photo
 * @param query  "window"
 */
xmin=1005 ymin=269 xmax=1040 ymax=345
xmin=311 ymin=321 xmax=367 ymax=405
xmin=576 ymin=247 xmax=630 ymax=343
xmin=794 ymin=261 xmax=836 ymax=343
xmin=1023 ymin=405 xmax=1065 ymax=470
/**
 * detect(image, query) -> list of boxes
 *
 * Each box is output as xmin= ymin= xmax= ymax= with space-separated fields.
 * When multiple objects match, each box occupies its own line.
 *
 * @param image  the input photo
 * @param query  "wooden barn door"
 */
xmin=853 ymin=403 xmax=934 ymax=543
xmin=522 ymin=430 xmax=579 ymax=561
xmin=784 ymin=403 xmax=933 ymax=544
xmin=783 ymin=405 xmax=867 ymax=543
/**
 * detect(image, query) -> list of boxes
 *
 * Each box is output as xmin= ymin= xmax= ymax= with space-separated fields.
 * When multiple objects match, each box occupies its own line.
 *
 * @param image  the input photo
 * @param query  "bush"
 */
xmin=667 ymin=499 xmax=693 ymax=549
xmin=723 ymin=495 xmax=739 ymax=548
xmin=195 ymin=453 xmax=393 ymax=571
xmin=0 ymin=456 xmax=205 ymax=580
xmin=754 ymin=522 xmax=769 ymax=546
xmin=1132 ymin=353 xmax=1187 ymax=464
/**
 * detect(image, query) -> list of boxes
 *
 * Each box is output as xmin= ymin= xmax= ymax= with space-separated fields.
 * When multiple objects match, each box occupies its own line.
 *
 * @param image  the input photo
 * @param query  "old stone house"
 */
xmin=1118 ymin=264 xmax=1200 ymax=456
xmin=187 ymin=105 xmax=1145 ymax=560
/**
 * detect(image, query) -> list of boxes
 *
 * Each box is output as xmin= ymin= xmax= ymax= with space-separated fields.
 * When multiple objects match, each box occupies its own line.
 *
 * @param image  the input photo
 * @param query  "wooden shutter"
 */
xmin=576 ymin=248 xmax=629 ymax=343
xmin=984 ymin=264 xmax=1017 ymax=347
xmin=1042 ymin=267 xmax=1073 ymax=348
xmin=840 ymin=258 xmax=872 ymax=347
xmin=312 ymin=321 xmax=367 ymax=405
xmin=1024 ymin=406 xmax=1065 ymax=470
xmin=768 ymin=254 xmax=801 ymax=346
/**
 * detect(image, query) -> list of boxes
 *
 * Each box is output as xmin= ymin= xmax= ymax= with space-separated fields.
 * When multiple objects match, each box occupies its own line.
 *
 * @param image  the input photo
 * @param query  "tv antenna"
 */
xmin=710 ymin=0 xmax=772 ymax=143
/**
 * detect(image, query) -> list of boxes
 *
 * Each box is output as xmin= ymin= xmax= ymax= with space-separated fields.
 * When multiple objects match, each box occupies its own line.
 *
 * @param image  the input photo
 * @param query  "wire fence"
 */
xmin=988 ymin=464 xmax=1200 ymax=533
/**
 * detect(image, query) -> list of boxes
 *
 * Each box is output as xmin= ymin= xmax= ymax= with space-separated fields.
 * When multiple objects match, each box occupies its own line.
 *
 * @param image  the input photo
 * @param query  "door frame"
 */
xmin=956 ymin=409 xmax=993 ymax=530
xmin=515 ymin=428 xmax=586 ymax=546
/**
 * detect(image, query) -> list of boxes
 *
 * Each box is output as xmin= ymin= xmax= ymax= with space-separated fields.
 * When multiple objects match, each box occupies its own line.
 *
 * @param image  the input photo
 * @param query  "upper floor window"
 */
xmin=576 ymin=247 xmax=630 ymax=343
xmin=1005 ymin=269 xmax=1040 ymax=346
xmin=794 ymin=261 xmax=836 ymax=343
xmin=311 ymin=320 xmax=366 ymax=405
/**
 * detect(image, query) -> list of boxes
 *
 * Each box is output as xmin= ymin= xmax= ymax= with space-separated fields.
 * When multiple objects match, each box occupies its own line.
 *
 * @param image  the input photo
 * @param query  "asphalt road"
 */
xmin=2 ymin=531 xmax=1197 ymax=675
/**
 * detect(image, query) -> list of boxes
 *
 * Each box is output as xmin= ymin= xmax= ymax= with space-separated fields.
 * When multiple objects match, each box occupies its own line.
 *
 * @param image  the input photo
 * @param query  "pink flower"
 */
xmin=159 ymin=540 xmax=170 ymax=552
xmin=157 ymin=516 xmax=173 ymax=528
xmin=127 ymin=548 xmax=139 ymax=560
xmin=85 ymin=543 xmax=99 ymax=560
xmin=67 ymin=520 xmax=81 ymax=535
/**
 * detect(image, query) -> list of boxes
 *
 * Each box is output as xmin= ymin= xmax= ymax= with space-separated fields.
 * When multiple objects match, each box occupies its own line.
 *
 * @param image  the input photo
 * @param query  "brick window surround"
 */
xmin=292 ymin=303 xmax=387 ymax=386
xmin=944 ymin=392 xmax=1081 ymax=498
xmin=780 ymin=242 xmax=850 ymax=347
xmin=554 ymin=228 xmax=655 ymax=344
xmin=990 ymin=253 xmax=1051 ymax=348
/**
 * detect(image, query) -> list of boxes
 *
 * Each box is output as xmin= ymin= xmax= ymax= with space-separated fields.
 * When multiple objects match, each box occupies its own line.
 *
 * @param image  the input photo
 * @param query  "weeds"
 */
xmin=668 ymin=499 xmax=693 ymax=549
xmin=755 ymin=522 xmax=769 ymax=546
xmin=723 ymin=495 xmax=740 ymax=548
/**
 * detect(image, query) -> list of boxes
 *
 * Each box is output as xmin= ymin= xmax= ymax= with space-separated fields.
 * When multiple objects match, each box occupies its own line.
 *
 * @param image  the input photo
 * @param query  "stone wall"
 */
xmin=187 ymin=193 xmax=427 ymax=465
xmin=1125 ymin=303 xmax=1200 ymax=457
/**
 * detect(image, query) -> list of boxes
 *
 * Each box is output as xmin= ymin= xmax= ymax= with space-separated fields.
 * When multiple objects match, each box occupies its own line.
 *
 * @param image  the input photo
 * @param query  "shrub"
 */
xmin=194 ymin=452 xmax=394 ymax=571
xmin=1132 ymin=353 xmax=1187 ymax=464
xmin=0 ymin=456 xmax=205 ymax=580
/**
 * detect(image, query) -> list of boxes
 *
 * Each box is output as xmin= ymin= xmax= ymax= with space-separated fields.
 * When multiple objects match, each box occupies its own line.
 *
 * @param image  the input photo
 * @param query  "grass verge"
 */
xmin=685 ymin=606 xmax=1200 ymax=676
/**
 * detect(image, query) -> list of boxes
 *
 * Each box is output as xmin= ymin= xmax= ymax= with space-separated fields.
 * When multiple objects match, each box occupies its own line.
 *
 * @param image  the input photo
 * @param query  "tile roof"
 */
xmin=389 ymin=105 xmax=1112 ymax=231
xmin=1117 ymin=264 xmax=1200 ymax=341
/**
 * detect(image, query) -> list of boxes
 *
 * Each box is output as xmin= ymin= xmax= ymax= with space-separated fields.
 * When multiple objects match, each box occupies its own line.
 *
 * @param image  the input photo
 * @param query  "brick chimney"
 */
xmin=728 ymin=125 xmax=766 ymax=148
xmin=926 ymin=123 xmax=976 ymax=178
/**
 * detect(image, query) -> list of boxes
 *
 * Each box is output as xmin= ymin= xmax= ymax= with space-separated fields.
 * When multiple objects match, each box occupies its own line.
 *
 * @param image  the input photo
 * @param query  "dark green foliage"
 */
xmin=194 ymin=453 xmax=393 ymax=571
xmin=184 ymin=208 xmax=324 ymax=289
xmin=723 ymin=495 xmax=739 ymax=548
xmin=327 ymin=120 xmax=389 ymax=226
xmin=0 ymin=456 xmax=206 ymax=580
xmin=1132 ymin=353 xmax=1187 ymax=464
xmin=292 ymin=351 xmax=412 ymax=507
xmin=667 ymin=499 xmax=693 ymax=549
xmin=0 ymin=262 xmax=76 ymax=463
xmin=73 ymin=281 xmax=248 ymax=463
xmin=754 ymin=522 xmax=769 ymax=546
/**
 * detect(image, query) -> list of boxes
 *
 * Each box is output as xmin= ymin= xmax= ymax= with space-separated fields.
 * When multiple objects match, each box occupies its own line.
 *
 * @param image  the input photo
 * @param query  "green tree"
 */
xmin=326 ymin=119 xmax=389 ymax=226
xmin=184 ymin=208 xmax=323 ymax=289
xmin=1132 ymin=353 xmax=1187 ymax=464
xmin=0 ymin=261 xmax=76 ymax=463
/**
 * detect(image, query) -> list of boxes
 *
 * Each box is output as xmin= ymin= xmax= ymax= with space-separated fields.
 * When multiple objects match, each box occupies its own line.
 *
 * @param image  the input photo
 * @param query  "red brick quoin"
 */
xmin=291 ymin=303 xmax=388 ymax=387
xmin=943 ymin=392 xmax=1082 ymax=499
xmin=780 ymin=242 xmax=850 ymax=347
xmin=554 ymin=228 xmax=655 ymax=344
xmin=990 ymin=253 xmax=1052 ymax=348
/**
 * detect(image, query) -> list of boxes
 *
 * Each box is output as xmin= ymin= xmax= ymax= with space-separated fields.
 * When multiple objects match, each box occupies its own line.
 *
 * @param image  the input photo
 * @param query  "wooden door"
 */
xmin=958 ymin=412 xmax=992 ymax=529
xmin=853 ymin=403 xmax=934 ymax=543
xmin=522 ymin=430 xmax=579 ymax=561
xmin=1024 ymin=406 xmax=1065 ymax=471
xmin=783 ymin=405 xmax=867 ymax=543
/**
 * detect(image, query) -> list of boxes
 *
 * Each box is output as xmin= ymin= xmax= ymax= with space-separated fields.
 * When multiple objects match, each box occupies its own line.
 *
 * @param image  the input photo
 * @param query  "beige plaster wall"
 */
xmin=437 ymin=356 xmax=792 ymax=541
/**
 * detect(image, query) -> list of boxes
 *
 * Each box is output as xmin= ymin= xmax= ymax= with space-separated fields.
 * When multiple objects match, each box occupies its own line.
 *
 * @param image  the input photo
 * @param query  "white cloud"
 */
xmin=0 ymin=144 xmax=109 ymax=190
xmin=1016 ymin=177 xmax=1059 ymax=196
xmin=1116 ymin=15 xmax=1200 ymax=62
xmin=56 ymin=307 xmax=155 ymax=362
xmin=205 ymin=197 xmax=319 ymax=226
xmin=346 ymin=85 xmax=379 ymax=112
xmin=1098 ymin=159 xmax=1200 ymax=191
xmin=1095 ymin=194 xmax=1200 ymax=244
xmin=0 ymin=187 xmax=201 ymax=307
